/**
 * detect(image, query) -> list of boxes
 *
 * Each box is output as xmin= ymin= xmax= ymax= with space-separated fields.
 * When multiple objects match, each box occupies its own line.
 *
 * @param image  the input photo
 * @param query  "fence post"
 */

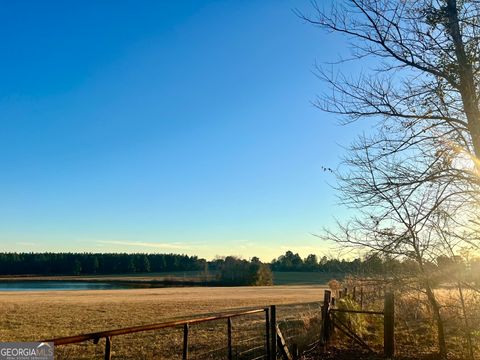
xmin=353 ymin=286 xmax=356 ymax=301
xmin=104 ymin=336 xmax=111 ymax=360
xmin=360 ymin=287 xmax=364 ymax=310
xmin=321 ymin=290 xmax=331 ymax=345
xmin=344 ymin=287 xmax=348 ymax=297
xmin=183 ymin=323 xmax=189 ymax=360
xmin=270 ymin=305 xmax=277 ymax=360
xmin=384 ymin=292 xmax=394 ymax=358
xmin=265 ymin=308 xmax=271 ymax=360
xmin=227 ymin=317 xmax=233 ymax=360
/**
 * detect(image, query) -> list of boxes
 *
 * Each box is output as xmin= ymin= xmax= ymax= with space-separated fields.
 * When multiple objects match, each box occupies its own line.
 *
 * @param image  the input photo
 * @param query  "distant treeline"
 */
xmin=0 ymin=251 xmax=400 ymax=276
xmin=272 ymin=251 xmax=480 ymax=285
xmin=0 ymin=251 xmax=383 ymax=280
xmin=2 ymin=251 xmax=475 ymax=280
xmin=270 ymin=251 xmax=382 ymax=273
xmin=0 ymin=251 xmax=381 ymax=276
xmin=0 ymin=253 xmax=205 ymax=275
xmin=0 ymin=252 xmax=274 ymax=286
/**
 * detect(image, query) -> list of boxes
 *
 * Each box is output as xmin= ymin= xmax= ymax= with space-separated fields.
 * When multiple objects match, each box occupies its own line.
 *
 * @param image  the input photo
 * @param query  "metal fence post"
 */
xmin=183 ymin=323 xmax=189 ymax=360
xmin=270 ymin=305 xmax=277 ymax=360
xmin=265 ymin=308 xmax=270 ymax=360
xmin=104 ymin=336 xmax=111 ymax=360
xmin=384 ymin=292 xmax=394 ymax=358
xmin=227 ymin=317 xmax=232 ymax=360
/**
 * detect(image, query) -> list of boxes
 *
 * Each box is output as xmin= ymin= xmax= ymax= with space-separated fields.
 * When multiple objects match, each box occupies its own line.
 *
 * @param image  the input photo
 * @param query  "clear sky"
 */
xmin=0 ymin=0 xmax=365 ymax=261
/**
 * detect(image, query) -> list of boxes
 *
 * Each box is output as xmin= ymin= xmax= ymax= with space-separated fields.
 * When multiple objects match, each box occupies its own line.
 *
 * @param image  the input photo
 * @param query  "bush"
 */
xmin=336 ymin=297 xmax=368 ymax=338
xmin=218 ymin=256 xmax=273 ymax=286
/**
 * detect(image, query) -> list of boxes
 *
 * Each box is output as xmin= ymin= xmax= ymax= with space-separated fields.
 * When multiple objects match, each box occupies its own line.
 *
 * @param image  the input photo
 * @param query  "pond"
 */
xmin=0 ymin=281 xmax=133 ymax=291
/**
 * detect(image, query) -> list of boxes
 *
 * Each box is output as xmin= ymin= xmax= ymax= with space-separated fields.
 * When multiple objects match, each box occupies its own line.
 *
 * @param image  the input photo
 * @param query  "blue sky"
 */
xmin=0 ymin=0 xmax=365 ymax=261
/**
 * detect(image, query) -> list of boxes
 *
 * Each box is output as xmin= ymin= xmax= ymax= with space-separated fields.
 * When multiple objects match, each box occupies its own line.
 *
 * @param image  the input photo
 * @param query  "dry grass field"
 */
xmin=0 ymin=285 xmax=326 ymax=359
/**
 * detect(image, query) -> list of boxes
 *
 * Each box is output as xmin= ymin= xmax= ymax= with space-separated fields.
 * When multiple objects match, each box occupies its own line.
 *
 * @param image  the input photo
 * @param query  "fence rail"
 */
xmin=39 ymin=289 xmax=394 ymax=359
xmin=44 ymin=308 xmax=267 ymax=346
xmin=43 ymin=308 xmax=270 ymax=360
xmin=330 ymin=308 xmax=384 ymax=315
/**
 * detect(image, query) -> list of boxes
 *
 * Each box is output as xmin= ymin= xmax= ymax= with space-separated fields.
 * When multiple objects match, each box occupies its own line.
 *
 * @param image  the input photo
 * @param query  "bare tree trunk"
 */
xmin=446 ymin=0 xmax=480 ymax=160
xmin=424 ymin=283 xmax=447 ymax=359
xmin=457 ymin=282 xmax=475 ymax=360
xmin=418 ymin=250 xmax=447 ymax=359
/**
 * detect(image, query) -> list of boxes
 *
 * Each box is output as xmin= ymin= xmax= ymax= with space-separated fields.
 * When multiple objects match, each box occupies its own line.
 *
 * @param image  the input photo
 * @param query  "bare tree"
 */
xmin=297 ymin=1 xmax=480 ymax=357
xmin=324 ymin=139 xmax=468 ymax=358
xmin=298 ymin=0 xmax=480 ymax=163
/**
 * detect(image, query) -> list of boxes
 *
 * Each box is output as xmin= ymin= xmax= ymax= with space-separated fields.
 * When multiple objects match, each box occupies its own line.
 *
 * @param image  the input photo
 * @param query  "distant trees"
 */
xmin=139 ymin=255 xmax=151 ymax=273
xmin=4 ymin=250 xmax=479 ymax=286
xmin=0 ymin=253 xmax=273 ymax=284
xmin=218 ymin=256 xmax=273 ymax=286
xmin=0 ymin=253 xmax=205 ymax=276
xmin=304 ymin=254 xmax=318 ymax=271
xmin=271 ymin=251 xmax=480 ymax=282
xmin=270 ymin=251 xmax=302 ymax=271
xmin=271 ymin=251 xmax=364 ymax=273
xmin=72 ymin=259 xmax=82 ymax=276
xmin=84 ymin=256 xmax=99 ymax=274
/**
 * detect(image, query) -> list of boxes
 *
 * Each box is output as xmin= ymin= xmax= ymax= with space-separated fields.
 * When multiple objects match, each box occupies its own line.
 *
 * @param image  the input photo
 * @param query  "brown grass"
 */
xmin=325 ymin=280 xmax=480 ymax=360
xmin=0 ymin=285 xmax=326 ymax=359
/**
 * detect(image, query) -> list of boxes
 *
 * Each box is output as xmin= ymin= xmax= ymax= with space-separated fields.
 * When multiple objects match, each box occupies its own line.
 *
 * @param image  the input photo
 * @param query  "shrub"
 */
xmin=218 ymin=256 xmax=273 ymax=286
xmin=335 ymin=297 xmax=369 ymax=338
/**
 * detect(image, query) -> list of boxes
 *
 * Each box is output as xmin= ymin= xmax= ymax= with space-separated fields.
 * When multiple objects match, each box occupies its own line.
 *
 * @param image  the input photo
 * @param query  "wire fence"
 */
xmin=47 ymin=300 xmax=326 ymax=360
xmin=276 ymin=301 xmax=322 ymax=358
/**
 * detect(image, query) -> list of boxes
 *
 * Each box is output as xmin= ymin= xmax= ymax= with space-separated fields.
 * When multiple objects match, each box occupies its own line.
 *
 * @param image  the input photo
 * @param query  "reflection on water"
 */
xmin=0 ymin=281 xmax=130 ymax=291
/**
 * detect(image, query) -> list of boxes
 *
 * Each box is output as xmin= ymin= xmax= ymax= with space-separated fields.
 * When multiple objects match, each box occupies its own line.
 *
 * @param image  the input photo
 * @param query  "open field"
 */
xmin=0 ymin=271 xmax=210 ymax=281
xmin=0 ymin=272 xmax=214 ymax=285
xmin=273 ymin=272 xmax=344 ymax=285
xmin=0 ymin=285 xmax=326 ymax=359
xmin=0 ymin=271 xmax=340 ymax=286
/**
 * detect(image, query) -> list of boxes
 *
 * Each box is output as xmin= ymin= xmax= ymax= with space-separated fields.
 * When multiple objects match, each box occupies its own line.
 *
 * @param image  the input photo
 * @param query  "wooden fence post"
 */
xmin=384 ymin=292 xmax=394 ymax=358
xmin=353 ymin=286 xmax=356 ymax=301
xmin=270 ymin=305 xmax=277 ymax=360
xmin=183 ymin=323 xmax=189 ymax=360
xmin=321 ymin=290 xmax=332 ymax=344
xmin=277 ymin=327 xmax=293 ymax=360
xmin=227 ymin=317 xmax=233 ymax=360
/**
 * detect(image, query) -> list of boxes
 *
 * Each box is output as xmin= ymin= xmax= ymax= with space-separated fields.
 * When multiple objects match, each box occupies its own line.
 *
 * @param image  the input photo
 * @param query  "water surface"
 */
xmin=0 ymin=281 xmax=131 ymax=291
